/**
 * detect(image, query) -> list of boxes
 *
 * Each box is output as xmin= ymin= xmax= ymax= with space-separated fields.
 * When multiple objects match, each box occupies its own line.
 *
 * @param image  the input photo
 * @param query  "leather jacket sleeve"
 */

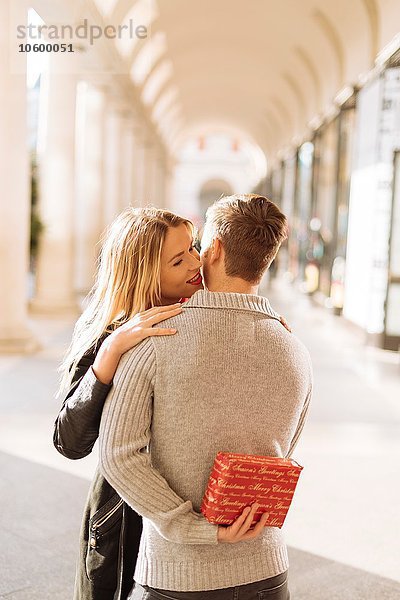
xmin=53 ymin=337 xmax=113 ymax=460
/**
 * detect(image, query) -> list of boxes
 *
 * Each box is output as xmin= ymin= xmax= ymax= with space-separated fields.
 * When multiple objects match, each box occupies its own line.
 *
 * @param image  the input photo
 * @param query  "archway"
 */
xmin=198 ymin=178 xmax=233 ymax=218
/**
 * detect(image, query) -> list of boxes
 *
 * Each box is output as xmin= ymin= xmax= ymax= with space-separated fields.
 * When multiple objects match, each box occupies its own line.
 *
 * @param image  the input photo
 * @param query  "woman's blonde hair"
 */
xmin=57 ymin=206 xmax=194 ymax=397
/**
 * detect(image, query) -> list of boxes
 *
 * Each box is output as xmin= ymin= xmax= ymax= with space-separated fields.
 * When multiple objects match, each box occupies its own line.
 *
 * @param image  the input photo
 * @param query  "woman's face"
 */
xmin=159 ymin=223 xmax=203 ymax=304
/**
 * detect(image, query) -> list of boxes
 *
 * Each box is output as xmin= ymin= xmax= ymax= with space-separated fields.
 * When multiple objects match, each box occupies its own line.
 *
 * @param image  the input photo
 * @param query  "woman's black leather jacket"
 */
xmin=53 ymin=337 xmax=142 ymax=600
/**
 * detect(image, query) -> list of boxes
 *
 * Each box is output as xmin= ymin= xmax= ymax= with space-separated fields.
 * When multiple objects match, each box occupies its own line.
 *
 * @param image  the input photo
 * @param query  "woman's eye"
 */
xmin=173 ymin=245 xmax=195 ymax=266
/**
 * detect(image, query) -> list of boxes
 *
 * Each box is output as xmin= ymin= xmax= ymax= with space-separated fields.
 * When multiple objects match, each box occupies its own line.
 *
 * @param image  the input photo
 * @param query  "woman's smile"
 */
xmin=186 ymin=271 xmax=203 ymax=285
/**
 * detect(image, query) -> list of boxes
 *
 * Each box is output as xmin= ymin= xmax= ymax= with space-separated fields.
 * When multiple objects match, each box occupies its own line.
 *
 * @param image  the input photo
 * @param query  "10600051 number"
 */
xmin=18 ymin=43 xmax=74 ymax=53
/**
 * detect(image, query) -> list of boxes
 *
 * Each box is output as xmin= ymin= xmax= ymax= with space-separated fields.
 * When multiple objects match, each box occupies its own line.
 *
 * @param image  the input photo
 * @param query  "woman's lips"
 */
xmin=186 ymin=271 xmax=202 ymax=285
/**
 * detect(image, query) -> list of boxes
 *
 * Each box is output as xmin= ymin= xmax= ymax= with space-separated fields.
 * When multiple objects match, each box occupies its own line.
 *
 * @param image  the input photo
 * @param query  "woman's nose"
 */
xmin=192 ymin=248 xmax=202 ymax=267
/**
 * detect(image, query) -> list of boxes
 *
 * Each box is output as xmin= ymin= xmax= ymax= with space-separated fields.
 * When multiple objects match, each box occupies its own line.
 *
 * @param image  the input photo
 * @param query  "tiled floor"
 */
xmin=1 ymin=279 xmax=399 ymax=599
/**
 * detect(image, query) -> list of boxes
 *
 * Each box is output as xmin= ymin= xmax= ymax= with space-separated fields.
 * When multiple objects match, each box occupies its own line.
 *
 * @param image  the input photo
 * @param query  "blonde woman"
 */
xmin=53 ymin=206 xmax=204 ymax=600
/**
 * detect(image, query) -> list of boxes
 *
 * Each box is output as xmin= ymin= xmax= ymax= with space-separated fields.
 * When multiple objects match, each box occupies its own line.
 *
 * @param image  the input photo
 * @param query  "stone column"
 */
xmin=0 ymin=2 xmax=38 ymax=352
xmin=164 ymin=155 xmax=175 ymax=211
xmin=131 ymin=123 xmax=148 ymax=208
xmin=120 ymin=112 xmax=139 ymax=208
xmin=74 ymin=82 xmax=106 ymax=298
xmin=142 ymin=134 xmax=156 ymax=206
xmin=31 ymin=49 xmax=80 ymax=313
xmin=148 ymin=142 xmax=160 ymax=205
xmin=154 ymin=146 xmax=167 ymax=208
xmin=103 ymin=103 xmax=124 ymax=225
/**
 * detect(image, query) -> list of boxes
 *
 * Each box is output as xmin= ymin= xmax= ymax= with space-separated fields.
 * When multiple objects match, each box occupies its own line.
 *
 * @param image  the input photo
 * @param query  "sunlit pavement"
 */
xmin=263 ymin=276 xmax=400 ymax=597
xmin=1 ymin=279 xmax=400 ymax=599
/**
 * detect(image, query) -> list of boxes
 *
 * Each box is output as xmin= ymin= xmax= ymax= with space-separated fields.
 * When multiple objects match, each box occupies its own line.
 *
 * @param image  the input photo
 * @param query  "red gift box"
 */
xmin=201 ymin=452 xmax=303 ymax=529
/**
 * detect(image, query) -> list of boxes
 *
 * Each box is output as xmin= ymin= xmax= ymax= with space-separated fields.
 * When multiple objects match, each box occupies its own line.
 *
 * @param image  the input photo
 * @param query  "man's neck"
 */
xmin=206 ymin=278 xmax=259 ymax=295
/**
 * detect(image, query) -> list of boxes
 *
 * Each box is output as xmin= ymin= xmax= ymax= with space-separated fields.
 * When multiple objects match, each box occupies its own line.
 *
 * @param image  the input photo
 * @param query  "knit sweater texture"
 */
xmin=99 ymin=290 xmax=313 ymax=592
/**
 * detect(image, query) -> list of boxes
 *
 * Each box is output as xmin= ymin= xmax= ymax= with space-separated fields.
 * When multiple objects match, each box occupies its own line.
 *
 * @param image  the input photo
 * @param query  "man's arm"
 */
xmin=99 ymin=338 xmax=218 ymax=546
xmin=285 ymin=385 xmax=312 ymax=459
xmin=286 ymin=348 xmax=313 ymax=459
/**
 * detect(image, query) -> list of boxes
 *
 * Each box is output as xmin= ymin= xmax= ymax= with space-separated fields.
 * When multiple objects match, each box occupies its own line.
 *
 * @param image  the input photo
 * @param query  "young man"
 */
xmin=99 ymin=194 xmax=313 ymax=600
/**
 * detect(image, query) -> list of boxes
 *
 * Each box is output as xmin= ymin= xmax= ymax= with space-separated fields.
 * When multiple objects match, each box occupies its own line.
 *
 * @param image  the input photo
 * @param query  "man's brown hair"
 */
xmin=205 ymin=194 xmax=288 ymax=283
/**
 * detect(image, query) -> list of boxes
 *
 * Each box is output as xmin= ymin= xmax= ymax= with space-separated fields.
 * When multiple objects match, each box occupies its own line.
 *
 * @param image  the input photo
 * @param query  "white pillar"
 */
xmin=121 ymin=113 xmax=138 ymax=208
xmin=0 ymin=1 xmax=38 ymax=352
xmin=103 ymin=104 xmax=124 ymax=224
xmin=149 ymin=143 xmax=161 ymax=205
xmin=31 ymin=50 xmax=79 ymax=313
xmin=131 ymin=124 xmax=148 ymax=208
xmin=142 ymin=135 xmax=156 ymax=206
xmin=154 ymin=147 xmax=167 ymax=208
xmin=164 ymin=156 xmax=175 ymax=211
xmin=74 ymin=82 xmax=106 ymax=297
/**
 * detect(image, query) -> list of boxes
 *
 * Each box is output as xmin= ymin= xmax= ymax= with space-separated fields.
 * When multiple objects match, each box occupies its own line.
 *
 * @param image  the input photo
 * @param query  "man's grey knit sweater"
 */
xmin=99 ymin=290 xmax=313 ymax=592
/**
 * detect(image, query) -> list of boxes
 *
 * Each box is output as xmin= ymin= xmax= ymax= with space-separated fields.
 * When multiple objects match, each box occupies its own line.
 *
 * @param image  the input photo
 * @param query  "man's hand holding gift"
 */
xmin=217 ymin=502 xmax=269 ymax=543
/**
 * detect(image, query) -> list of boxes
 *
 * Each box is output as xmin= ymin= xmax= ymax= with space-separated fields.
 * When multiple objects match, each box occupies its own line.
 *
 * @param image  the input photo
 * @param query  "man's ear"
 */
xmin=210 ymin=237 xmax=222 ymax=263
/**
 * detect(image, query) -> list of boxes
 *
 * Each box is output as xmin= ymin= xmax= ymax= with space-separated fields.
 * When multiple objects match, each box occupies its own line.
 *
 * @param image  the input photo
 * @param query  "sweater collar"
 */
xmin=183 ymin=289 xmax=281 ymax=319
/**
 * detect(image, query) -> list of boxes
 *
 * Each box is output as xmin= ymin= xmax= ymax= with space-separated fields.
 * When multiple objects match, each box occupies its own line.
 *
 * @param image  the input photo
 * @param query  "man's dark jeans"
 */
xmin=129 ymin=571 xmax=290 ymax=600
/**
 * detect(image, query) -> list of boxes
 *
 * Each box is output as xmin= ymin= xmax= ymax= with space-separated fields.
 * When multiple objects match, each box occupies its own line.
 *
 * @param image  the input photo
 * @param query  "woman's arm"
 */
xmin=53 ymin=338 xmax=114 ymax=460
xmin=53 ymin=303 xmax=183 ymax=460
